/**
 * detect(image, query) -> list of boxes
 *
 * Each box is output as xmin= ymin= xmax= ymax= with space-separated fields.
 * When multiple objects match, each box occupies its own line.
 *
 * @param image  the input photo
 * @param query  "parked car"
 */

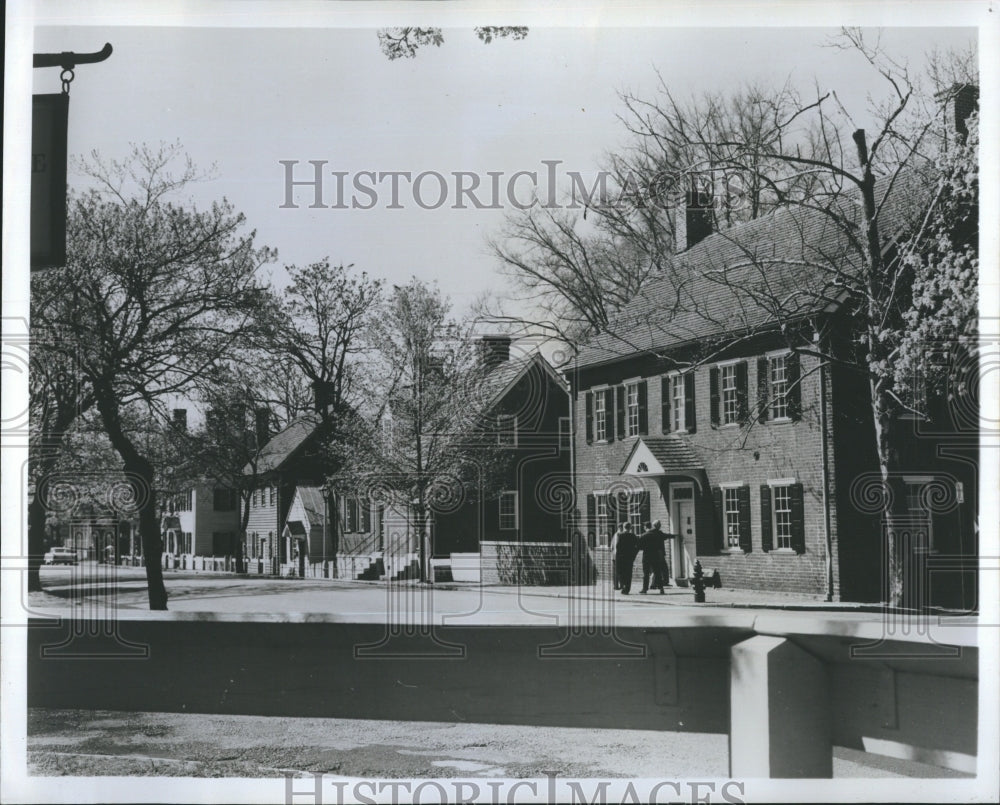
xmin=44 ymin=547 xmax=79 ymax=565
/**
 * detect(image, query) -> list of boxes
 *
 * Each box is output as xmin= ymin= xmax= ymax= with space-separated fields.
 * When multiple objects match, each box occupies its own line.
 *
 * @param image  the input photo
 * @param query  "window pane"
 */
xmin=773 ymin=485 xmax=792 ymax=549
xmin=722 ymin=365 xmax=738 ymax=424
xmin=672 ymin=375 xmax=685 ymax=431
xmin=724 ymin=488 xmax=741 ymax=548
xmin=770 ymin=355 xmax=788 ymax=419
xmin=626 ymin=383 xmax=639 ymax=437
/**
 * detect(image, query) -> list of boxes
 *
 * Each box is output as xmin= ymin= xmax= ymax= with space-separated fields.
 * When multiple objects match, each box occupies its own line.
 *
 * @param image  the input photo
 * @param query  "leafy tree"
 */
xmin=33 ymin=143 xmax=275 ymax=609
xmin=378 ymin=27 xmax=527 ymax=61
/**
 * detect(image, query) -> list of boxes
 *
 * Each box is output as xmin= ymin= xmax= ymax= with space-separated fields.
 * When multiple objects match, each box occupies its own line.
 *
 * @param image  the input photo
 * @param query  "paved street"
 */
xmin=27 ymin=709 xmax=970 ymax=779
xmin=30 ymin=561 xmax=887 ymax=622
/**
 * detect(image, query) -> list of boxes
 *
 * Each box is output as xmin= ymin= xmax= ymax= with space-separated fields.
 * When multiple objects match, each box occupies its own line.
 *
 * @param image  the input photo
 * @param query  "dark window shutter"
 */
xmin=606 ymin=390 xmax=615 ymax=443
xmin=737 ymin=485 xmax=752 ymax=553
xmin=684 ymin=372 xmax=697 ymax=433
xmin=757 ymin=357 xmax=770 ymax=423
xmin=760 ymin=485 xmax=773 ymax=552
xmin=787 ymin=352 xmax=802 ymax=421
xmin=661 ymin=376 xmax=671 ymax=433
xmin=790 ymin=482 xmax=806 ymax=553
xmin=347 ymin=497 xmax=358 ymax=532
xmin=616 ymin=385 xmax=626 ymax=439
xmin=586 ymin=493 xmax=596 ymax=537
xmin=710 ymin=367 xmax=720 ymax=427
xmin=585 ymin=392 xmax=594 ymax=443
xmin=362 ymin=501 xmax=372 ymax=533
xmin=637 ymin=380 xmax=648 ymax=435
xmin=712 ymin=486 xmax=724 ymax=550
xmin=640 ymin=490 xmax=650 ymax=526
xmin=736 ymin=361 xmax=749 ymax=423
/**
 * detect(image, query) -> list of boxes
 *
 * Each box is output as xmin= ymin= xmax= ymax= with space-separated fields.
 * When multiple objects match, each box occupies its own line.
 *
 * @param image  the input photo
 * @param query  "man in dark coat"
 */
xmin=639 ymin=520 xmax=671 ymax=594
xmin=613 ymin=521 xmax=639 ymax=594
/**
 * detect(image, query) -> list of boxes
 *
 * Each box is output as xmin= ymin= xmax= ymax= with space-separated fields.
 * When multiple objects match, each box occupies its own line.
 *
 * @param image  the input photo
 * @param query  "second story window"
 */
xmin=213 ymin=488 xmax=236 ymax=512
xmin=594 ymin=390 xmax=608 ymax=441
xmin=721 ymin=364 xmax=739 ymax=425
xmin=497 ymin=413 xmax=518 ymax=446
xmin=499 ymin=491 xmax=518 ymax=530
xmin=770 ymin=353 xmax=789 ymax=419
xmin=759 ymin=351 xmax=801 ymax=423
xmin=671 ymin=374 xmax=685 ymax=431
xmin=626 ymin=383 xmax=640 ymax=437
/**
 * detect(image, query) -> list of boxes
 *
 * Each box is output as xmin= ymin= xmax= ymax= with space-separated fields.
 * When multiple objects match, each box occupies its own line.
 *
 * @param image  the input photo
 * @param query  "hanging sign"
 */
xmin=31 ymin=93 xmax=69 ymax=269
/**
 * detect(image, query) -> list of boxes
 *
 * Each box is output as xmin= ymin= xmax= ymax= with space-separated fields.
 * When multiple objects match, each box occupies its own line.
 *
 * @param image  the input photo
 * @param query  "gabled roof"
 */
xmin=243 ymin=414 xmax=322 ymax=476
xmin=576 ymin=168 xmax=931 ymax=368
xmin=621 ymin=436 xmax=704 ymax=476
xmin=479 ymin=351 xmax=565 ymax=409
xmin=296 ymin=485 xmax=325 ymax=525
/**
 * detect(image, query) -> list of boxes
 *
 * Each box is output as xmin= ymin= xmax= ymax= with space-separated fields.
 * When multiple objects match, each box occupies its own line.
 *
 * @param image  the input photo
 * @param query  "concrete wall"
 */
xmin=27 ymin=615 xmax=978 ymax=776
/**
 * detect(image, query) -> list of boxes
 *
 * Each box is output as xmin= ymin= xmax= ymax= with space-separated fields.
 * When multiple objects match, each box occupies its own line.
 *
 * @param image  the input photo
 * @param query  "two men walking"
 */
xmin=638 ymin=520 xmax=672 ymax=594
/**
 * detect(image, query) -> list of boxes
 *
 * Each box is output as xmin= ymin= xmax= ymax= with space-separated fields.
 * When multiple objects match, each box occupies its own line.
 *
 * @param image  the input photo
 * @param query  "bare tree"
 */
xmin=33 ymin=143 xmax=275 ymax=609
xmin=351 ymin=279 xmax=511 ymax=582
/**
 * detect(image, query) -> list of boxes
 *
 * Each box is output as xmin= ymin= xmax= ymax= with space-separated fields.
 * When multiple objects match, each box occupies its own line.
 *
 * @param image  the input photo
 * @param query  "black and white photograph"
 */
xmin=3 ymin=1 xmax=998 ymax=802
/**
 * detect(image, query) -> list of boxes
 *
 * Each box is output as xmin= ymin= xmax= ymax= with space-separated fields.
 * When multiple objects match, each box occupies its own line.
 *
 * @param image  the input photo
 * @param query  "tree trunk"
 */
xmin=870 ymin=379 xmax=904 ymax=609
xmin=27 ymin=477 xmax=47 ymax=593
xmin=95 ymin=390 xmax=169 ymax=610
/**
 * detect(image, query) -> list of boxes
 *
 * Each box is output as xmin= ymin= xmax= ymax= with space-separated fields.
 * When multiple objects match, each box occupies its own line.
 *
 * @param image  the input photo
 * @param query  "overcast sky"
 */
xmin=30 ymin=22 xmax=978 ymax=318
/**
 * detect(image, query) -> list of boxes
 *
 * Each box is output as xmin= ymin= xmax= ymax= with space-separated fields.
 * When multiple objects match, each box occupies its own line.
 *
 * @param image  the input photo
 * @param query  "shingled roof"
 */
xmin=576 ymin=167 xmax=932 ymax=368
xmin=243 ymin=413 xmax=322 ymax=476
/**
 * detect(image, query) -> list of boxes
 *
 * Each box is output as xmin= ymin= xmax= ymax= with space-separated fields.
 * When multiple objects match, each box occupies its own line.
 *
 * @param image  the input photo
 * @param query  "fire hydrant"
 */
xmin=692 ymin=560 xmax=706 ymax=603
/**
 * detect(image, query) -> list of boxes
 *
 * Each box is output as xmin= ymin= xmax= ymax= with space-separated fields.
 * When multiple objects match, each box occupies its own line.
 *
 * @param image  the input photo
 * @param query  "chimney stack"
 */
xmin=312 ymin=380 xmax=337 ymax=416
xmin=255 ymin=407 xmax=270 ymax=448
xmin=674 ymin=173 xmax=713 ymax=253
xmin=172 ymin=408 xmax=187 ymax=432
xmin=478 ymin=335 xmax=512 ymax=370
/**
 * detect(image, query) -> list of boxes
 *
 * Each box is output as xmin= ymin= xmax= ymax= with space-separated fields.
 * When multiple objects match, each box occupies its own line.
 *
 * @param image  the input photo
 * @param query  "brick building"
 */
xmin=570 ymin=156 xmax=977 ymax=606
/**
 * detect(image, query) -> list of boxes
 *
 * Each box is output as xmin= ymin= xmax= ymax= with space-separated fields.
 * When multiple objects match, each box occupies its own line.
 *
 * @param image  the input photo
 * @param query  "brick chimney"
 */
xmin=478 ymin=335 xmax=511 ymax=370
xmin=171 ymin=408 xmax=187 ymax=432
xmin=674 ymin=173 xmax=713 ymax=252
xmin=312 ymin=379 xmax=337 ymax=416
xmin=255 ymin=407 xmax=270 ymax=448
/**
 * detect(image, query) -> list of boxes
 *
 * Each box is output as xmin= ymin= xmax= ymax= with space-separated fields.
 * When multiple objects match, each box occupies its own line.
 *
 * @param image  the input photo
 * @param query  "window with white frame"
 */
xmin=499 ymin=491 xmax=518 ymax=530
xmin=497 ymin=413 xmax=518 ymax=446
xmin=721 ymin=364 xmax=739 ymax=425
xmin=626 ymin=383 xmax=640 ymax=437
xmin=627 ymin=493 xmax=642 ymax=531
xmin=724 ymin=487 xmax=741 ymax=548
xmin=671 ymin=373 xmax=686 ymax=431
xmin=772 ymin=484 xmax=793 ymax=550
xmin=770 ymin=353 xmax=790 ymax=419
xmin=595 ymin=494 xmax=609 ymax=540
xmin=594 ymin=390 xmax=608 ymax=441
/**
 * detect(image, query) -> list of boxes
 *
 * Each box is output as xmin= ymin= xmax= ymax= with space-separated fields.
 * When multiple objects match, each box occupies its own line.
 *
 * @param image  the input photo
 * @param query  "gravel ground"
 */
xmin=26 ymin=709 xmax=971 ymax=780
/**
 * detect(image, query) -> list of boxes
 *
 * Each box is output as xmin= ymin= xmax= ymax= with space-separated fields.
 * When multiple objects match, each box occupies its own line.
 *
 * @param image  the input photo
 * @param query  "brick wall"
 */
xmin=575 ymin=349 xmax=833 ymax=597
